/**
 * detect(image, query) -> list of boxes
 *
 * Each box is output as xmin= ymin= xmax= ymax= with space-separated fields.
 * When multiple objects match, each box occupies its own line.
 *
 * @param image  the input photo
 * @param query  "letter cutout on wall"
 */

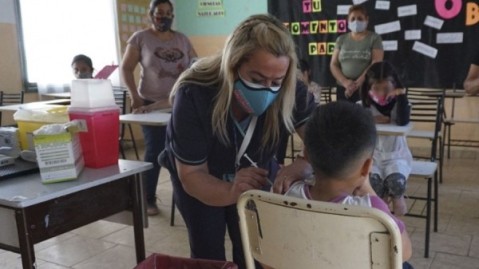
xmin=435 ymin=0 xmax=462 ymax=19
xmin=466 ymin=2 xmax=479 ymax=26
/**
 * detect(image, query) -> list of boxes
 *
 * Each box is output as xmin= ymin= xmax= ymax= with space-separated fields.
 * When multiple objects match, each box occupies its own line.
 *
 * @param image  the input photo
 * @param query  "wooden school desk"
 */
xmin=376 ymin=123 xmax=413 ymax=136
xmin=0 ymin=160 xmax=152 ymax=269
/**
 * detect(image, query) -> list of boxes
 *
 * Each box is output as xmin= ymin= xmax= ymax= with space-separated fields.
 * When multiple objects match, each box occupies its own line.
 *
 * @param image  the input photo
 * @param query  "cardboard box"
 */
xmin=34 ymin=131 xmax=84 ymax=184
xmin=14 ymin=106 xmax=69 ymax=150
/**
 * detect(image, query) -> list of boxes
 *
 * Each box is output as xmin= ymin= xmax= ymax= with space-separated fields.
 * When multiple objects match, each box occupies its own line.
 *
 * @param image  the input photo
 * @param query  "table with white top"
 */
xmin=376 ymin=123 xmax=413 ymax=136
xmin=41 ymin=92 xmax=71 ymax=99
xmin=0 ymin=159 xmax=152 ymax=269
xmin=119 ymin=110 xmax=171 ymax=126
xmin=0 ymin=99 xmax=70 ymax=112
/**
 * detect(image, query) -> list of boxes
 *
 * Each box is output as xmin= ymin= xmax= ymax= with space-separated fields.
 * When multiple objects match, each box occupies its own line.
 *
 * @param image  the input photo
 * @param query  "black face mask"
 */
xmin=154 ymin=17 xmax=173 ymax=32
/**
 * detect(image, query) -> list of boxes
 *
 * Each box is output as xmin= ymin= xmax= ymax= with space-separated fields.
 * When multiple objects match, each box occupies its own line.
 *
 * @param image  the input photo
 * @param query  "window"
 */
xmin=19 ymin=0 xmax=119 ymax=89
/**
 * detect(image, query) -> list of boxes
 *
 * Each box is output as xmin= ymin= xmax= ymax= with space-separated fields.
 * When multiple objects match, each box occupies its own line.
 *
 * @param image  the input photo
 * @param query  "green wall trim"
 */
xmin=175 ymin=0 xmax=267 ymax=36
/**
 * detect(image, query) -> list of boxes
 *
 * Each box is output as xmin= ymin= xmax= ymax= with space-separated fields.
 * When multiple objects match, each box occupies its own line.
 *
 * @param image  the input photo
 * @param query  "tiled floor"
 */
xmin=1 ymin=146 xmax=478 ymax=269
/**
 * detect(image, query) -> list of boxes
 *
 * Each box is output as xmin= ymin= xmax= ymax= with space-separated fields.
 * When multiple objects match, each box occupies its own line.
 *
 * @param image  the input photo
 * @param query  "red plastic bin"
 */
xmin=134 ymin=253 xmax=238 ymax=269
xmin=68 ymin=106 xmax=120 ymax=168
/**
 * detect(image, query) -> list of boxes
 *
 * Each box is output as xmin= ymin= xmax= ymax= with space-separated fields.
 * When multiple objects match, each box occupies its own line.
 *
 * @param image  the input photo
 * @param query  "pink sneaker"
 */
xmin=392 ymin=196 xmax=407 ymax=216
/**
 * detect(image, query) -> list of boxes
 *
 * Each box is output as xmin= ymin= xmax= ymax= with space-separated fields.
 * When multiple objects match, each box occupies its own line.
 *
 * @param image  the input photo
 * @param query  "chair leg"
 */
xmin=434 ymin=171 xmax=439 ymax=232
xmin=119 ymin=141 xmax=126 ymax=159
xmin=170 ymin=195 xmax=175 ymax=227
xmin=441 ymin=124 xmax=447 ymax=163
xmin=447 ymin=124 xmax=452 ymax=159
xmin=424 ymin=176 xmax=432 ymax=258
xmin=128 ymin=124 xmax=140 ymax=160
xmin=439 ymin=136 xmax=444 ymax=184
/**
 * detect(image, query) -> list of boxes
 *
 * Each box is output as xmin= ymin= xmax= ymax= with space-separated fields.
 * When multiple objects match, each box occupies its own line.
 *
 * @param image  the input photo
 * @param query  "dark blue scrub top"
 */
xmin=160 ymin=80 xmax=315 ymax=182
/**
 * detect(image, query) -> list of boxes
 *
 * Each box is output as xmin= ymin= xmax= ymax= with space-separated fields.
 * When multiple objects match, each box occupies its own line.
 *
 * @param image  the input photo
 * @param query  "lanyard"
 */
xmin=235 ymin=116 xmax=258 ymax=168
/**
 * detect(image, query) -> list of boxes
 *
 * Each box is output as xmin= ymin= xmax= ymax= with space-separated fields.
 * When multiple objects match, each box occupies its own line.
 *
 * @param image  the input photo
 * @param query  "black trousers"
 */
xmin=170 ymin=173 xmax=250 ymax=269
xmin=336 ymin=85 xmax=361 ymax=103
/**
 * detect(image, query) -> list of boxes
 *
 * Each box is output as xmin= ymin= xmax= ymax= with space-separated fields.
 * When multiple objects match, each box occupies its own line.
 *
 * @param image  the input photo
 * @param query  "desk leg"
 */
xmin=15 ymin=209 xmax=36 ymax=269
xmin=132 ymin=174 xmax=146 ymax=263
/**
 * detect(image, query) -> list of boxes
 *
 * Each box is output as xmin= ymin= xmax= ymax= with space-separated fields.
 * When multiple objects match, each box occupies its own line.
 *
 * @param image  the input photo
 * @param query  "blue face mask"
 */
xmin=233 ymin=74 xmax=281 ymax=116
xmin=348 ymin=20 xmax=367 ymax=33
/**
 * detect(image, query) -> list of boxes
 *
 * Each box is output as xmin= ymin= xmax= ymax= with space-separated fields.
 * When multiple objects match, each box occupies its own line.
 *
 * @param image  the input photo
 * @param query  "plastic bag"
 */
xmin=134 ymin=254 xmax=238 ymax=269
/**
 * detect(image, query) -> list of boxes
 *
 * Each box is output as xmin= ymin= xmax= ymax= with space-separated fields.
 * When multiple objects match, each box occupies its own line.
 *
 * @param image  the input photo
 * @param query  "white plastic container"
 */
xmin=70 ymin=79 xmax=116 ymax=108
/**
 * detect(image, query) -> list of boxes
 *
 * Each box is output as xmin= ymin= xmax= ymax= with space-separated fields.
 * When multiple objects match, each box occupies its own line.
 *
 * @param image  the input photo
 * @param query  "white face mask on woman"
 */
xmin=348 ymin=20 xmax=367 ymax=33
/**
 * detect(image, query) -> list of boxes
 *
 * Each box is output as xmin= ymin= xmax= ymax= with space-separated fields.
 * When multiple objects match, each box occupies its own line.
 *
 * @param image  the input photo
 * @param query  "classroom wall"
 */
xmin=1 ymin=0 xmax=477 ymax=153
xmin=175 ymin=0 xmax=268 ymax=56
xmin=0 ymin=0 xmax=23 ymax=93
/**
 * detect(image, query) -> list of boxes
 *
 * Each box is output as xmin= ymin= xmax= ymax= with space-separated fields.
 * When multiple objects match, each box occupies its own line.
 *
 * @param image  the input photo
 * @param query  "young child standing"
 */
xmin=284 ymin=101 xmax=412 ymax=262
xmin=360 ymin=61 xmax=412 ymax=216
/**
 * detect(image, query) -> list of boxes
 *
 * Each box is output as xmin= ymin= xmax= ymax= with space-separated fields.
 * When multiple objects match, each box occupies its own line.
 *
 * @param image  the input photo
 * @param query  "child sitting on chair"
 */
xmin=360 ymin=61 xmax=412 ymax=216
xmin=284 ymin=101 xmax=412 ymax=262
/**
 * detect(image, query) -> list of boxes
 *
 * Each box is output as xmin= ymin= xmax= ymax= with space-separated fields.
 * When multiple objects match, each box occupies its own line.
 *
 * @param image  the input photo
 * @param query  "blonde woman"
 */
xmin=159 ymin=15 xmax=314 ymax=268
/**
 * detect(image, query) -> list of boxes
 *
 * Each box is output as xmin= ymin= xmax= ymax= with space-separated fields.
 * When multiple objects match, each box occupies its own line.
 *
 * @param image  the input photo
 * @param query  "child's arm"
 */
xmin=402 ymin=230 xmax=413 ymax=261
xmin=393 ymin=89 xmax=410 ymax=126
xmin=353 ymin=176 xmax=378 ymax=197
xmin=374 ymin=115 xmax=391 ymax=124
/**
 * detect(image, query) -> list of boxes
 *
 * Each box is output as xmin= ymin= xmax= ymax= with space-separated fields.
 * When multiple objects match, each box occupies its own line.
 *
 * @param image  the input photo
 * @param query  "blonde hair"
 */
xmin=170 ymin=14 xmax=298 ymax=147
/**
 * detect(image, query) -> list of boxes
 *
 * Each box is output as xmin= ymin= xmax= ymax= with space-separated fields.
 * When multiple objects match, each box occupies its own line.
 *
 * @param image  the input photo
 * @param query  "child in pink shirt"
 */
xmin=284 ymin=101 xmax=412 ymax=262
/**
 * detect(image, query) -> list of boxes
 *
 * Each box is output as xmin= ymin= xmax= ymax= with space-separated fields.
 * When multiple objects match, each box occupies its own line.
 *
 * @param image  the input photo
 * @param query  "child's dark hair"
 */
xmin=149 ymin=0 xmax=173 ymax=16
xmin=360 ymin=61 xmax=404 ymax=107
xmin=304 ymin=102 xmax=377 ymax=179
xmin=299 ymin=59 xmax=310 ymax=73
xmin=71 ymin=54 xmax=93 ymax=70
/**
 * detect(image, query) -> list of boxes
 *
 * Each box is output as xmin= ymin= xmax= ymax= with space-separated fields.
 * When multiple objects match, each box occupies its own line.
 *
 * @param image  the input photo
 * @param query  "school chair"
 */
xmin=319 ymin=86 xmax=332 ymax=104
xmin=0 ymin=91 xmax=25 ymax=126
xmin=114 ymin=87 xmax=139 ymax=160
xmin=237 ymin=190 xmax=403 ymax=269
xmin=285 ymin=133 xmax=301 ymax=162
xmin=407 ymin=160 xmax=438 ymax=258
xmin=406 ymin=88 xmax=445 ymax=183
xmin=442 ymin=88 xmax=479 ymax=158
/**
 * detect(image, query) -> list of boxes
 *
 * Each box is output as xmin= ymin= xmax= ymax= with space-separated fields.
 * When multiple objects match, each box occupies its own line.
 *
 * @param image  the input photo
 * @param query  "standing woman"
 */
xmin=160 ymin=15 xmax=314 ymax=268
xmin=121 ymin=0 xmax=197 ymax=215
xmin=330 ymin=5 xmax=384 ymax=103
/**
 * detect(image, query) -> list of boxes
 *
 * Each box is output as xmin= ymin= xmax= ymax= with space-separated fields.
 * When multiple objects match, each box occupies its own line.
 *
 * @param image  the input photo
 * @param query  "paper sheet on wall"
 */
xmin=375 ymin=1 xmax=390 ymax=10
xmin=337 ymin=5 xmax=351 ymax=15
xmin=117 ymin=0 xmax=150 ymax=53
xmin=437 ymin=32 xmax=464 ymax=44
xmin=413 ymin=41 xmax=438 ymax=59
xmin=374 ymin=20 xmax=401 ymax=35
xmin=353 ymin=0 xmax=368 ymax=5
xmin=405 ymin=30 xmax=421 ymax=40
xmin=397 ymin=5 xmax=417 ymax=17
xmin=197 ymin=0 xmax=225 ymax=17
xmin=382 ymin=40 xmax=398 ymax=51
xmin=424 ymin=15 xmax=444 ymax=30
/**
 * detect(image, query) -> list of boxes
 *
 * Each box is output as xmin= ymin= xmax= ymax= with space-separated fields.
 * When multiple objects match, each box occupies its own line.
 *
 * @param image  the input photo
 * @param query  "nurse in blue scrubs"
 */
xmin=160 ymin=14 xmax=315 ymax=269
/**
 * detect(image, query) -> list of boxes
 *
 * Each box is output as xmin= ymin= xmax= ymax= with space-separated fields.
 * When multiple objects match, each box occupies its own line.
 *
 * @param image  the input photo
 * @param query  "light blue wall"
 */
xmin=175 ymin=0 xmax=268 ymax=36
xmin=0 ymin=0 xmax=16 ymax=24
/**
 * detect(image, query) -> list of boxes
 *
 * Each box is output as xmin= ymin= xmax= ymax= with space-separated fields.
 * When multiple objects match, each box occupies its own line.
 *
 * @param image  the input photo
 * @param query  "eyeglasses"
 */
xmin=153 ymin=12 xmax=172 ymax=18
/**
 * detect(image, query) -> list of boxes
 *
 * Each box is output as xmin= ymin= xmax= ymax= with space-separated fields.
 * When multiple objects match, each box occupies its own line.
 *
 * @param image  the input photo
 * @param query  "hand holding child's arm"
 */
xmin=374 ymin=115 xmax=391 ymax=124
xmin=353 ymin=176 xmax=377 ymax=197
